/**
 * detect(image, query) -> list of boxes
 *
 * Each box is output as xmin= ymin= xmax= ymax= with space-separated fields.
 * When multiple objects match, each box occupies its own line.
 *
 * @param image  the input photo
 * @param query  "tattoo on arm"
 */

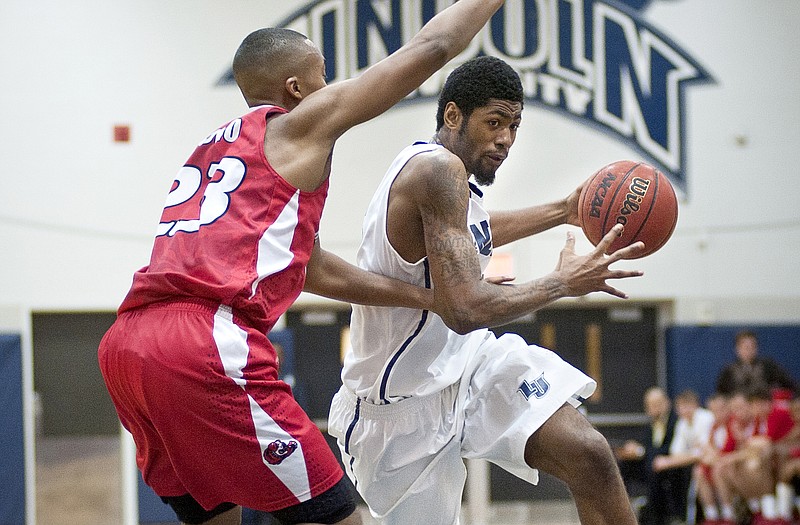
xmin=412 ymin=154 xmax=570 ymax=329
xmin=532 ymin=275 xmax=568 ymax=304
xmin=418 ymin=158 xmax=483 ymax=287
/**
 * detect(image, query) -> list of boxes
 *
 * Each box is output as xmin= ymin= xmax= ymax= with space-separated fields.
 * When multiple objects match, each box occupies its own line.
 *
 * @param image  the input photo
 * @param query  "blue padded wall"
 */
xmin=666 ymin=325 xmax=800 ymax=402
xmin=0 ymin=334 xmax=26 ymax=525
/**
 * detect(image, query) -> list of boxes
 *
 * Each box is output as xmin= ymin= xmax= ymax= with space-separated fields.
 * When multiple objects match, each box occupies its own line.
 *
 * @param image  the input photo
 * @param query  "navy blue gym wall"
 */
xmin=0 ymin=334 xmax=25 ymax=525
xmin=666 ymin=325 xmax=800 ymax=403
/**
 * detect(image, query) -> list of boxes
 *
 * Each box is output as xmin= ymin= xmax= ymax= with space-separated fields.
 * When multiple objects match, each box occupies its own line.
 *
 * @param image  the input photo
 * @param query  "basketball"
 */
xmin=578 ymin=160 xmax=678 ymax=258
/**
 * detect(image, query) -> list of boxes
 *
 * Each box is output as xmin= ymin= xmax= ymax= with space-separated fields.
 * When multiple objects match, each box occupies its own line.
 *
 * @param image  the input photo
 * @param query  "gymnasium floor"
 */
xmin=35 ymin=435 xmax=583 ymax=525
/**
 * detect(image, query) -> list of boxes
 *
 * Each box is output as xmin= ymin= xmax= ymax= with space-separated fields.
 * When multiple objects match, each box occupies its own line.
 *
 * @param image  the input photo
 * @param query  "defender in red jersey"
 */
xmin=120 ymin=105 xmax=325 ymax=330
xmin=98 ymin=2 xmax=505 ymax=524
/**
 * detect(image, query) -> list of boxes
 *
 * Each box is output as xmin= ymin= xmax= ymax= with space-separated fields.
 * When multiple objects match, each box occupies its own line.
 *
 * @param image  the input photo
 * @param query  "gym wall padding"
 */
xmin=31 ymin=312 xmax=119 ymax=436
xmin=0 ymin=334 xmax=26 ymax=525
xmin=666 ymin=325 xmax=800 ymax=402
xmin=138 ymin=471 xmax=178 ymax=524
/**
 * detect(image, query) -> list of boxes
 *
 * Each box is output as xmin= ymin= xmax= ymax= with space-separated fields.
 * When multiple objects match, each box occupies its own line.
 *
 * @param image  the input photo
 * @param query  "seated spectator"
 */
xmin=616 ymin=387 xmax=685 ymax=525
xmin=714 ymin=388 xmax=794 ymax=525
xmin=654 ymin=389 xmax=715 ymax=472
xmin=704 ymin=392 xmax=755 ymax=524
xmin=772 ymin=395 xmax=800 ymax=523
xmin=650 ymin=389 xmax=714 ymax=524
xmin=695 ymin=392 xmax=732 ymax=525
xmin=716 ymin=330 xmax=797 ymax=398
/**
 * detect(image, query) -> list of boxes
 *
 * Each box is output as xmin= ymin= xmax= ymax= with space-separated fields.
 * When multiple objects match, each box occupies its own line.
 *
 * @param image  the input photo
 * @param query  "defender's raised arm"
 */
xmin=269 ymin=0 xmax=505 ymax=191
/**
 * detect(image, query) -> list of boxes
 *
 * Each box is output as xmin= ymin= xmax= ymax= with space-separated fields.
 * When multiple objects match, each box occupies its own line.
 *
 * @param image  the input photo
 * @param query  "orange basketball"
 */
xmin=578 ymin=160 xmax=678 ymax=258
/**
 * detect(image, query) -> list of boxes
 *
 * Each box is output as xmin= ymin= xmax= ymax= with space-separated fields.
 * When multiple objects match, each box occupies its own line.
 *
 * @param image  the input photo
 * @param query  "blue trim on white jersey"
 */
xmin=343 ymin=397 xmax=362 ymax=489
xmin=468 ymin=181 xmax=483 ymax=198
xmin=378 ymin=259 xmax=431 ymax=404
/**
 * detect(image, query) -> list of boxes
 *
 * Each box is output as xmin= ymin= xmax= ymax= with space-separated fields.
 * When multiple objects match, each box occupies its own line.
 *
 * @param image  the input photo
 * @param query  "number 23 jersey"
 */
xmin=119 ymin=105 xmax=328 ymax=333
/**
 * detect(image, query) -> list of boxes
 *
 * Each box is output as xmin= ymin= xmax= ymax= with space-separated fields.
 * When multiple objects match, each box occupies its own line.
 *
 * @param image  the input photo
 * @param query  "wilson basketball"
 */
xmin=578 ymin=160 xmax=678 ymax=258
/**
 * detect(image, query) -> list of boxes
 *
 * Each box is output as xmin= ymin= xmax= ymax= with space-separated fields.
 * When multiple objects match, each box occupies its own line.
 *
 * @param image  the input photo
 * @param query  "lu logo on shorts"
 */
xmin=518 ymin=373 xmax=550 ymax=401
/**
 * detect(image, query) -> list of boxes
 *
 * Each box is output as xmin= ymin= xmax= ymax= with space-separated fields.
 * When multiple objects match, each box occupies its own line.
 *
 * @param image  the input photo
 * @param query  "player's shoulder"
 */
xmin=396 ymin=145 xmax=469 ymax=209
xmin=402 ymin=145 xmax=464 ymax=181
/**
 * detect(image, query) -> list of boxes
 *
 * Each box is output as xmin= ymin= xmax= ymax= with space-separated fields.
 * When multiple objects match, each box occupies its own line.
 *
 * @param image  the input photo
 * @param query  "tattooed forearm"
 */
xmin=412 ymin=150 xmax=573 ymax=332
xmin=464 ymin=274 xmax=568 ymax=329
xmin=531 ymin=275 xmax=569 ymax=303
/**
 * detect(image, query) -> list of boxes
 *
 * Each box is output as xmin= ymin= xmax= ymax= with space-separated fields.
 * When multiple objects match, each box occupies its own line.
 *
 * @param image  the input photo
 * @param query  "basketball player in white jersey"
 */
xmin=329 ymin=57 xmax=644 ymax=525
xmin=98 ymin=3 xmax=506 ymax=525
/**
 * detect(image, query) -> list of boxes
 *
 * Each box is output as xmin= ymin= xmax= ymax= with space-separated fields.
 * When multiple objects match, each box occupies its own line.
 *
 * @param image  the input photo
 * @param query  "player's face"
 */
xmin=644 ymin=392 xmax=669 ymax=419
xmin=708 ymin=397 xmax=729 ymax=422
xmin=457 ymin=99 xmax=522 ymax=186
xmin=730 ymin=395 xmax=751 ymax=421
xmin=298 ymin=40 xmax=327 ymax=96
xmin=676 ymin=399 xmax=697 ymax=420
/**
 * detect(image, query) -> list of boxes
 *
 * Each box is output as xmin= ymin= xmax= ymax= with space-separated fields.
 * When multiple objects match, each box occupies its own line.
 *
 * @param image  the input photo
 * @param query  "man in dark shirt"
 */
xmin=616 ymin=387 xmax=689 ymax=525
xmin=716 ymin=330 xmax=797 ymax=396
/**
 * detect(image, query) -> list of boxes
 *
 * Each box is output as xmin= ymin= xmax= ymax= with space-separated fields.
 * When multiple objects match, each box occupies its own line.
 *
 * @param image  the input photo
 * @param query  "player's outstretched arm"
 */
xmin=303 ymin=237 xmax=433 ymax=310
xmin=489 ymin=182 xmax=584 ymax=247
xmin=452 ymin=226 xmax=644 ymax=332
xmin=409 ymin=156 xmax=644 ymax=333
xmin=294 ymin=0 xmax=504 ymax=141
xmin=268 ymin=0 xmax=503 ymax=193
xmin=328 ymin=0 xmax=505 ymax=134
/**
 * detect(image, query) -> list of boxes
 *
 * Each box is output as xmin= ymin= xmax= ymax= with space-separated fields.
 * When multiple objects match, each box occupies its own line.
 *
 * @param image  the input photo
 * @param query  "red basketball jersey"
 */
xmin=120 ymin=105 xmax=328 ymax=332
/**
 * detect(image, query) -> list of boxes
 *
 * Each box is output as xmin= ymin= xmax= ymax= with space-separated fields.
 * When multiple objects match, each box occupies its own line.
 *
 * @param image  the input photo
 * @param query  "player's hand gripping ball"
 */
xmin=578 ymin=160 xmax=678 ymax=258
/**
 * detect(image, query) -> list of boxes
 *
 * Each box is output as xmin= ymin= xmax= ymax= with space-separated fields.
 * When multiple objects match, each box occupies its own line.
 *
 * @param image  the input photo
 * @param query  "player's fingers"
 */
xmin=600 ymin=284 xmax=629 ymax=299
xmin=485 ymin=275 xmax=516 ymax=285
xmin=608 ymin=241 xmax=646 ymax=261
xmin=563 ymin=230 xmax=576 ymax=252
xmin=595 ymin=224 xmax=624 ymax=253
xmin=608 ymin=269 xmax=645 ymax=280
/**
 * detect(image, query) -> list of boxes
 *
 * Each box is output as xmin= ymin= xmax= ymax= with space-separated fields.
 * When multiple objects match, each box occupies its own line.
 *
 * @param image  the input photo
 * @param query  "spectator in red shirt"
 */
xmin=773 ymin=396 xmax=800 ymax=523
xmin=696 ymin=392 xmax=732 ymax=525
xmin=713 ymin=388 xmax=794 ymax=525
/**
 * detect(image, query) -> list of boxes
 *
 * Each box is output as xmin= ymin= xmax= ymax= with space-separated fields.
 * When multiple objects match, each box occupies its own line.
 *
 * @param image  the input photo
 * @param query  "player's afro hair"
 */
xmin=436 ymin=56 xmax=523 ymax=130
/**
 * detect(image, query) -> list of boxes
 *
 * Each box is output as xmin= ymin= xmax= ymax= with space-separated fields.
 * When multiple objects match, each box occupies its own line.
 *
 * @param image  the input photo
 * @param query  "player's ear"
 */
xmin=442 ymin=101 xmax=463 ymax=131
xmin=285 ymin=77 xmax=303 ymax=101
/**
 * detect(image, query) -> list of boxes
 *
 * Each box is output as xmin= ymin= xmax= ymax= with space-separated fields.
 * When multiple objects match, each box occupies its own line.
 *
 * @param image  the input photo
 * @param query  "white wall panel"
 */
xmin=1 ymin=0 xmax=798 ymax=323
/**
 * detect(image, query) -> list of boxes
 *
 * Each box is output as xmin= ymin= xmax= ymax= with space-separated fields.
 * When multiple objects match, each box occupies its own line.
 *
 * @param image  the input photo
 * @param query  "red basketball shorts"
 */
xmin=98 ymin=300 xmax=343 ymax=512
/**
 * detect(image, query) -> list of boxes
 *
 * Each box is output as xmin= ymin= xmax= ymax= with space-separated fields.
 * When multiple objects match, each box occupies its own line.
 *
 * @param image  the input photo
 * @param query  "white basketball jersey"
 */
xmin=343 ymin=142 xmax=493 ymax=404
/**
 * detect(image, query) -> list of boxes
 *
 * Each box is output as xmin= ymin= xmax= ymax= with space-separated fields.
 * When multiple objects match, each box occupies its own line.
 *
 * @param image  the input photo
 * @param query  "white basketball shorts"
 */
xmin=328 ymin=331 xmax=596 ymax=525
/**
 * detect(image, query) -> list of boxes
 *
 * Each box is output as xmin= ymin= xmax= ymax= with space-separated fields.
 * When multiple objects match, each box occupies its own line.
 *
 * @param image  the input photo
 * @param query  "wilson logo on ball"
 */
xmin=617 ymin=177 xmax=652 ymax=224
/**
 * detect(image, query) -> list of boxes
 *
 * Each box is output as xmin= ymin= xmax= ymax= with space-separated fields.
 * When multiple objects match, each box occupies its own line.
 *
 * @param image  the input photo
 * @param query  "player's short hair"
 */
xmin=707 ymin=391 xmax=729 ymax=402
xmin=675 ymin=389 xmax=699 ymax=405
xmin=232 ymin=28 xmax=309 ymax=85
xmin=436 ymin=56 xmax=524 ymax=130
